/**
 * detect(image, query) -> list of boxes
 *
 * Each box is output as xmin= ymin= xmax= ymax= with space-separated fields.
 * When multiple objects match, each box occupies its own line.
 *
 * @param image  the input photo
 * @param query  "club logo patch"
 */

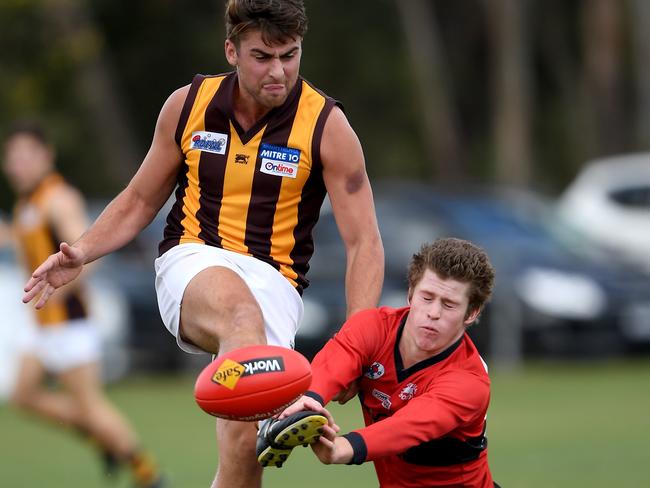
xmin=259 ymin=143 xmax=300 ymax=178
xmin=364 ymin=362 xmax=385 ymax=380
xmin=212 ymin=356 xmax=285 ymax=390
xmin=234 ymin=153 xmax=249 ymax=164
xmin=372 ymin=389 xmax=392 ymax=409
xmin=190 ymin=131 xmax=228 ymax=155
xmin=399 ymin=383 xmax=418 ymax=401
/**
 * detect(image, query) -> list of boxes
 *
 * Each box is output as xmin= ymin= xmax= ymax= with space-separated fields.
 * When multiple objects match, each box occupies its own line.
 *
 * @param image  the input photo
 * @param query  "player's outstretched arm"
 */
xmin=23 ymin=242 xmax=85 ymax=308
xmin=321 ymin=107 xmax=384 ymax=318
xmin=22 ymin=84 xmax=188 ymax=309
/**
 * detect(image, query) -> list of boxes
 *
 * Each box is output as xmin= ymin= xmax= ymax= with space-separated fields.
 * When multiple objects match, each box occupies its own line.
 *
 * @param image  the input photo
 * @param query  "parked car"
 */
xmin=297 ymin=182 xmax=650 ymax=361
xmin=557 ymin=153 xmax=650 ymax=273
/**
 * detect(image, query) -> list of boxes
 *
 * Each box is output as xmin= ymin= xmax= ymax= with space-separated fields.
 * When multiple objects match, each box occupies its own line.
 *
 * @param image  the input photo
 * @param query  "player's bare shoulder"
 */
xmin=46 ymin=181 xmax=86 ymax=217
xmin=167 ymin=84 xmax=192 ymax=111
xmin=320 ymin=105 xmax=367 ymax=192
xmin=156 ymin=84 xmax=192 ymax=133
xmin=321 ymin=105 xmax=358 ymax=149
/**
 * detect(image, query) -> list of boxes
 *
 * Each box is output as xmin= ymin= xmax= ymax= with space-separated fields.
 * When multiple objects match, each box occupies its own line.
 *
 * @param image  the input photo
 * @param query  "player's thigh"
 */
xmin=156 ymin=244 xmax=302 ymax=353
xmin=156 ymin=244 xmax=267 ymax=354
xmin=180 ymin=265 xmax=264 ymax=348
xmin=58 ymin=361 xmax=103 ymax=402
xmin=12 ymin=354 xmax=46 ymax=400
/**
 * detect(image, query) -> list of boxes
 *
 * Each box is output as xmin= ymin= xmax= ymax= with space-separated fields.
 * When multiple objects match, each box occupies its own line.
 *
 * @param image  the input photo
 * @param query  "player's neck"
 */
xmin=232 ymin=87 xmax=271 ymax=132
xmin=398 ymin=337 xmax=429 ymax=370
xmin=399 ymin=329 xmax=463 ymax=369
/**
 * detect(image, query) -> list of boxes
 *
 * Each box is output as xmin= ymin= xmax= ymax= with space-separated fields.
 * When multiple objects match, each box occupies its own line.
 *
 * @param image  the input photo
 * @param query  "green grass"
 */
xmin=1 ymin=359 xmax=649 ymax=487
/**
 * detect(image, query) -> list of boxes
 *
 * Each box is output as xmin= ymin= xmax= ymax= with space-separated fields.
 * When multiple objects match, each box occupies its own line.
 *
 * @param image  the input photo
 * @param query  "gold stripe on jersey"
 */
xmin=270 ymin=82 xmax=326 ymax=285
xmin=13 ymin=174 xmax=87 ymax=325
xmin=179 ymin=76 xmax=225 ymax=246
xmin=218 ymin=122 xmax=266 ymax=255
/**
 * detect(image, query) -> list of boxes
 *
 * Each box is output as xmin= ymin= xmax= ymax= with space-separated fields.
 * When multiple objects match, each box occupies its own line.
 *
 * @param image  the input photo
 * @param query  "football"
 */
xmin=194 ymin=344 xmax=312 ymax=421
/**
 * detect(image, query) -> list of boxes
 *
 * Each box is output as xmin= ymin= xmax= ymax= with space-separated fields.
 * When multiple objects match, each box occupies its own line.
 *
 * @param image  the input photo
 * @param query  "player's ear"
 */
xmin=464 ymin=307 xmax=481 ymax=326
xmin=225 ymin=39 xmax=238 ymax=67
xmin=407 ymin=288 xmax=413 ymax=305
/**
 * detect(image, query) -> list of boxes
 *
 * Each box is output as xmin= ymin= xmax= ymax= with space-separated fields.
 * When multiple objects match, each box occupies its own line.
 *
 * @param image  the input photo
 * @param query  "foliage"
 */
xmin=1 ymin=0 xmax=648 ymax=210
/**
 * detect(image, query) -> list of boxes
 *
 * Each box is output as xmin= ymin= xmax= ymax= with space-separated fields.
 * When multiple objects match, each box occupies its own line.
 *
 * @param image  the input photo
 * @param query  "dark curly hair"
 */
xmin=407 ymin=238 xmax=495 ymax=318
xmin=225 ymin=0 xmax=308 ymax=47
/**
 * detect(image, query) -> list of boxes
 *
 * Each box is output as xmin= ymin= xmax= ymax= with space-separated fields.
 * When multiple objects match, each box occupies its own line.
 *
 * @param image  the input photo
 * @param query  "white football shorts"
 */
xmin=18 ymin=319 xmax=101 ymax=373
xmin=154 ymin=243 xmax=304 ymax=354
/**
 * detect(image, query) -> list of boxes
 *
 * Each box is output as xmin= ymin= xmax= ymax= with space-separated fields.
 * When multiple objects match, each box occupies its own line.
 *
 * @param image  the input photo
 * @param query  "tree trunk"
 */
xmin=41 ymin=0 xmax=141 ymax=186
xmin=396 ymin=0 xmax=465 ymax=183
xmin=487 ymin=0 xmax=533 ymax=186
xmin=580 ymin=0 xmax=624 ymax=156
xmin=631 ymin=0 xmax=650 ymax=149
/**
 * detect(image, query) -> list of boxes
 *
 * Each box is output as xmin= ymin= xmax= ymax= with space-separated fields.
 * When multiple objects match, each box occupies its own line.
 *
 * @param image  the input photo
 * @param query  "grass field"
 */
xmin=1 ymin=359 xmax=649 ymax=487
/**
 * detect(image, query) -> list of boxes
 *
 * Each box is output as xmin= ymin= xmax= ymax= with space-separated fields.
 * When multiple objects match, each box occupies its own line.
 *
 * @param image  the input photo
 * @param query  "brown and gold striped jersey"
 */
xmin=13 ymin=173 xmax=87 ymax=326
xmin=159 ymin=72 xmax=340 ymax=293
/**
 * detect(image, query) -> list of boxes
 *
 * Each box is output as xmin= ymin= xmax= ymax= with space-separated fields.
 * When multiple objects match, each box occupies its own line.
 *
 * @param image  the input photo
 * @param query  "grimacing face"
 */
xmin=225 ymin=30 xmax=302 ymax=111
xmin=2 ymin=133 xmax=54 ymax=195
xmin=403 ymin=269 xmax=480 ymax=357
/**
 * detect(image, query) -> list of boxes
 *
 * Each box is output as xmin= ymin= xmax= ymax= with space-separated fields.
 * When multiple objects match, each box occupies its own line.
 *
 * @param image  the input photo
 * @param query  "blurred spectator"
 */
xmin=1 ymin=120 xmax=164 ymax=488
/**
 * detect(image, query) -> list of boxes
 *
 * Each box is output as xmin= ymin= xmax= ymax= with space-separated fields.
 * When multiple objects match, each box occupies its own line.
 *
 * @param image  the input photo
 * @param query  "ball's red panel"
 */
xmin=194 ymin=345 xmax=312 ymax=421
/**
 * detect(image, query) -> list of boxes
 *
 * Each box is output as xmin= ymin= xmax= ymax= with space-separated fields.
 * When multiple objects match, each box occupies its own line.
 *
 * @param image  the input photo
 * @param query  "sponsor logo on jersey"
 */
xmin=364 ymin=362 xmax=385 ymax=380
xmin=372 ymin=388 xmax=392 ymax=409
xmin=399 ymin=383 xmax=418 ymax=401
xmin=259 ymin=143 xmax=300 ymax=178
xmin=212 ymin=356 xmax=285 ymax=390
xmin=190 ymin=131 xmax=228 ymax=155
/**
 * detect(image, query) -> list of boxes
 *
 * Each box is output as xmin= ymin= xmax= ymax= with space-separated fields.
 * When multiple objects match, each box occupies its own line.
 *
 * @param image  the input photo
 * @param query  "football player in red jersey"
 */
xmin=259 ymin=238 xmax=500 ymax=487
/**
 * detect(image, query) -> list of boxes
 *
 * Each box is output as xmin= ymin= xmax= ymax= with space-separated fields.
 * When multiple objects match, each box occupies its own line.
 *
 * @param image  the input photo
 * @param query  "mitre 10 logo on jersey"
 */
xmin=259 ymin=143 xmax=301 ymax=179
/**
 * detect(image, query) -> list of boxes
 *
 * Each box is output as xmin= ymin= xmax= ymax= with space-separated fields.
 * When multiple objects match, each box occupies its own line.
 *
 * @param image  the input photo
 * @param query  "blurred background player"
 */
xmin=1 ymin=121 xmax=164 ymax=488
xmin=21 ymin=1 xmax=384 ymax=487
xmin=260 ymin=238 xmax=499 ymax=487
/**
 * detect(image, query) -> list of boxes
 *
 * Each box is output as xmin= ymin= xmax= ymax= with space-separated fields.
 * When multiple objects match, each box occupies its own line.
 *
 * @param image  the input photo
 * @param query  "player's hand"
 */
xmin=277 ymin=396 xmax=340 ymax=432
xmin=22 ymin=242 xmax=85 ymax=309
xmin=332 ymin=379 xmax=359 ymax=405
xmin=311 ymin=425 xmax=353 ymax=465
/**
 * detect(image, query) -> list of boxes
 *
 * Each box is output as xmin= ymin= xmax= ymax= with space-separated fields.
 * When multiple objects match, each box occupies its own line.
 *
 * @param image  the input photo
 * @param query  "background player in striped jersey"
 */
xmin=22 ymin=1 xmax=385 ymax=487
xmin=2 ymin=121 xmax=164 ymax=487
xmin=263 ymin=238 xmax=499 ymax=487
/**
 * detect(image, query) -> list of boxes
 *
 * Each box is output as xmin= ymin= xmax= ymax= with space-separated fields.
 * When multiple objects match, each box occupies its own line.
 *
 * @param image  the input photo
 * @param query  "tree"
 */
xmin=42 ymin=0 xmax=141 ymax=186
xmin=396 ymin=0 xmax=465 ymax=182
xmin=486 ymin=0 xmax=533 ymax=186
